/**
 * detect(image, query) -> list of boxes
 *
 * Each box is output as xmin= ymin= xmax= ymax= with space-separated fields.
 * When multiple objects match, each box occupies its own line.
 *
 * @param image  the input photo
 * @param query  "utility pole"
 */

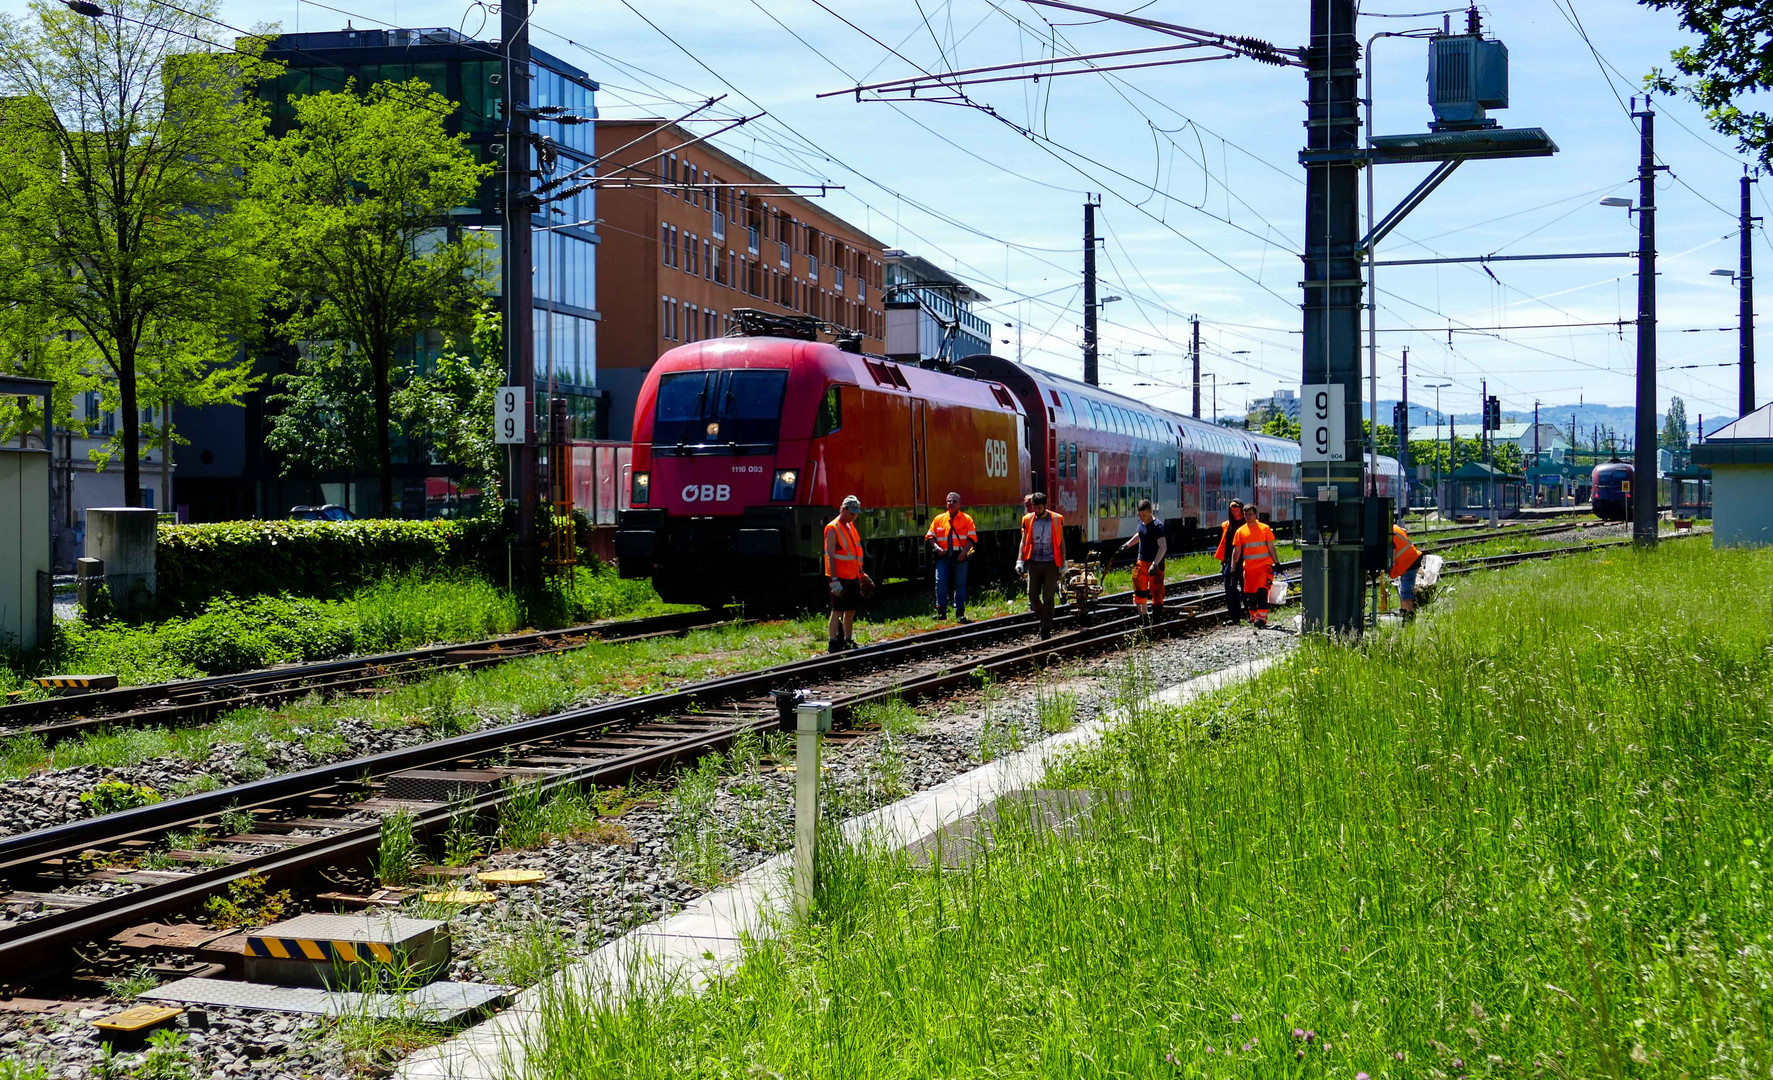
xmin=1533 ymin=398 xmax=1541 ymax=505
xmin=503 ymin=0 xmax=538 ymax=583
xmin=1300 ymin=0 xmax=1364 ymax=635
xmin=1398 ymin=346 xmax=1409 ymax=520
xmin=1483 ymin=380 xmax=1496 ymax=527
xmin=1190 ymin=316 xmax=1202 ymax=418
xmin=1082 ymin=195 xmax=1101 ymax=386
xmin=1740 ymin=170 xmax=1758 ymax=416
xmin=1632 ymin=98 xmax=1662 ymax=547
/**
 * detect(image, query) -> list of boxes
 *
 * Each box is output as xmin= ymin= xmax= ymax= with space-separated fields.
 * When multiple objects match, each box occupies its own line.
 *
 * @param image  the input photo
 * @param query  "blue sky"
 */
xmin=19 ymin=0 xmax=1763 ymax=427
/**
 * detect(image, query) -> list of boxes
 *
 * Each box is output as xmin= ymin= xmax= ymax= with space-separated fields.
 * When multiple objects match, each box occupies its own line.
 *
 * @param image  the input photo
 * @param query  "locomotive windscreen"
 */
xmin=652 ymin=369 xmax=789 ymax=451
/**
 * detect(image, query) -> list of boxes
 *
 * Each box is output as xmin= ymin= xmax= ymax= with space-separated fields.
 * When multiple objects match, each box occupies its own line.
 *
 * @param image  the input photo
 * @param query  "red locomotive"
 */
xmin=615 ymin=313 xmax=1406 ymax=606
xmin=615 ymin=322 xmax=1030 ymax=605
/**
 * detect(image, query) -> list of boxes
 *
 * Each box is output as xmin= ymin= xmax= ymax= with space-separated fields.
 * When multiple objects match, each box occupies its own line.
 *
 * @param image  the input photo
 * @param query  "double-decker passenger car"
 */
xmin=616 ymin=317 xmax=1409 ymax=606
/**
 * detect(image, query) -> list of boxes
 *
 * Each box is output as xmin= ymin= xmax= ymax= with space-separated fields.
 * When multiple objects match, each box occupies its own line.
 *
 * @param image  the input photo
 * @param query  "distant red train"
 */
xmin=615 ymin=315 xmax=1403 ymax=606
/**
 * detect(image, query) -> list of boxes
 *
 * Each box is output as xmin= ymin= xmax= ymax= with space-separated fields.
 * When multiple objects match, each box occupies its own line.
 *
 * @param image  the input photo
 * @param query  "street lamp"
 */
xmin=1599 ymin=196 xmax=1634 ymax=210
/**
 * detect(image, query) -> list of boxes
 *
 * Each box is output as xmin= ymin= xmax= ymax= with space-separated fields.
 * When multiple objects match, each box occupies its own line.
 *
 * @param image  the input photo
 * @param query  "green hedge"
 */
xmin=156 ymin=518 xmax=510 ymax=606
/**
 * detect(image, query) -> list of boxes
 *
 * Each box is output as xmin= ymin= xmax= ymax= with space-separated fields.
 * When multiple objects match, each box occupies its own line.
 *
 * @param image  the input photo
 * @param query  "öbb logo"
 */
xmin=983 ymin=438 xmax=1009 ymax=478
xmin=680 ymin=484 xmax=732 ymax=503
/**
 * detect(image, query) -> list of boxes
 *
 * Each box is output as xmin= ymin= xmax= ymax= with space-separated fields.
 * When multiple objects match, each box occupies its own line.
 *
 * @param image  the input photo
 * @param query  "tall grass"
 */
xmin=509 ymin=542 xmax=1773 ymax=1079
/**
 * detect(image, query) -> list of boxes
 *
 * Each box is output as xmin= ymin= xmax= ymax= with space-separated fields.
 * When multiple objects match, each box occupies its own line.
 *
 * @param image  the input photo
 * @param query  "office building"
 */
xmin=595 ymin=120 xmax=887 ymax=438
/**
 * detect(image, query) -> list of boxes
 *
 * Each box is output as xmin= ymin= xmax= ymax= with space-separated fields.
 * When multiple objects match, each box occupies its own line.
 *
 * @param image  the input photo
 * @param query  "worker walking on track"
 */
xmin=1389 ymin=520 xmax=1424 ymax=621
xmin=1231 ymin=508 xmax=1279 ymax=630
xmin=1212 ymin=499 xmax=1246 ymax=622
xmin=824 ymin=495 xmax=871 ymax=653
xmin=926 ymin=491 xmax=977 ymax=623
xmin=1117 ymin=498 xmax=1168 ymax=625
xmin=1015 ymin=492 xmax=1065 ymax=640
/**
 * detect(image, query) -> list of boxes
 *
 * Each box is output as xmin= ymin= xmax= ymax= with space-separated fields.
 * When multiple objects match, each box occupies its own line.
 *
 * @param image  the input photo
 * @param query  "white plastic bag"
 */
xmin=1268 ymin=573 xmax=1289 ymax=606
xmin=1415 ymin=554 xmax=1444 ymax=589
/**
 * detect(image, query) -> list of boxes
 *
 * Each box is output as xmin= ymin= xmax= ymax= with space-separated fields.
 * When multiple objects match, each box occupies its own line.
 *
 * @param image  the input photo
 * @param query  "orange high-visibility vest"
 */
xmin=824 ymin=517 xmax=863 ymax=579
xmin=1019 ymin=511 xmax=1065 ymax=565
xmin=1214 ymin=514 xmax=1244 ymax=562
xmin=1233 ymin=518 xmax=1277 ymax=567
xmin=1389 ymin=524 xmax=1422 ymax=579
xmin=926 ymin=510 xmax=978 ymax=552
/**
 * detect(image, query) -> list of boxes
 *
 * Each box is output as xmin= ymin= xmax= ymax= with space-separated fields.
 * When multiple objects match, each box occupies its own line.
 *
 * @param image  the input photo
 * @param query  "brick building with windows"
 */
xmin=594 ymin=121 xmax=887 ymax=438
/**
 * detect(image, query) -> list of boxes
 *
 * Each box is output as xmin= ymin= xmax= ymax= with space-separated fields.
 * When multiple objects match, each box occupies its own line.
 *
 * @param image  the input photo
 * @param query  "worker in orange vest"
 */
xmin=1390 ymin=521 xmax=1423 ymax=620
xmin=1015 ymin=491 xmax=1065 ymax=640
xmin=1116 ymin=498 xmax=1168 ymax=625
xmin=1211 ymin=499 xmax=1246 ymax=622
xmin=1231 ymin=509 xmax=1279 ymax=629
xmin=824 ymin=495 xmax=871 ymax=652
xmin=926 ymin=491 xmax=977 ymax=623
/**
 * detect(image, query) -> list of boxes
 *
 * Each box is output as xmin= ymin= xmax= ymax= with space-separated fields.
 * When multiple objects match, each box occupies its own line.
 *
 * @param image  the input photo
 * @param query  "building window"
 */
xmin=703 ymin=239 xmax=713 ymax=280
xmin=747 ymin=224 xmax=760 ymax=254
xmin=667 ymin=153 xmax=677 ymax=191
xmin=704 ymin=309 xmax=715 ymax=340
xmin=662 ymin=296 xmax=673 ymax=341
xmin=687 ymin=234 xmax=698 ymax=277
xmin=661 ymin=223 xmax=673 ymax=267
xmin=686 ymin=304 xmax=697 ymax=342
xmin=687 ymin=164 xmax=698 ymax=205
xmin=809 ymin=255 xmax=819 ymax=282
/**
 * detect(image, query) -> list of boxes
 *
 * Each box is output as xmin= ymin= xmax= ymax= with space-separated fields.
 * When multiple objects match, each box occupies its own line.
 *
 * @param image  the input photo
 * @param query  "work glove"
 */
xmin=1015 ymin=560 xmax=1025 ymax=575
xmin=829 ymin=578 xmax=843 ymax=598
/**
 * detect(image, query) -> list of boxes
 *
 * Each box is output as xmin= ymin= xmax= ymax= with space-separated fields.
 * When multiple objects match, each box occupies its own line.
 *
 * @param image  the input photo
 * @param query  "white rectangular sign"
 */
xmin=1300 ymin=383 xmax=1346 ymax=462
xmin=494 ymin=385 xmax=527 ymax=445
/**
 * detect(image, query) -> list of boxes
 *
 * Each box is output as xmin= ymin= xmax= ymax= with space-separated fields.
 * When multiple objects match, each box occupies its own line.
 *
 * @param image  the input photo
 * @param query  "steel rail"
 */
xmin=0 ymin=608 xmax=735 ymax=736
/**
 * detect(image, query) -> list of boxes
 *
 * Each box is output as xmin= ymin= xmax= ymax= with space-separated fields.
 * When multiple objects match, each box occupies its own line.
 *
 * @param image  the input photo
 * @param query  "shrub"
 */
xmin=155 ymin=516 xmax=511 ymax=605
xmin=78 ymin=779 xmax=161 ymax=815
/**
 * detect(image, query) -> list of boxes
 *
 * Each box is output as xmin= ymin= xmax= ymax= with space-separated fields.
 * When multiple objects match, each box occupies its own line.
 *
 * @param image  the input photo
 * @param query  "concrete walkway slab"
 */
xmin=397 ymin=656 xmax=1279 ymax=1080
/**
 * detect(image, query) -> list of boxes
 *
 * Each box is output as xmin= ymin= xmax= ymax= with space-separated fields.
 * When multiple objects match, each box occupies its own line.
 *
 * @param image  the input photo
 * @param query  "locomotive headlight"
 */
xmin=631 ymin=471 xmax=650 ymax=503
xmin=771 ymin=468 xmax=799 ymax=501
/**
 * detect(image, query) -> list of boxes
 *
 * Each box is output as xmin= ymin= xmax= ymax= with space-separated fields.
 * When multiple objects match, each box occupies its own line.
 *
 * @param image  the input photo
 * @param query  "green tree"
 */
xmin=251 ymin=80 xmax=492 ymax=517
xmin=1259 ymin=413 xmax=1300 ymax=440
xmin=1659 ymin=394 xmax=1690 ymax=451
xmin=0 ymin=0 xmax=275 ymax=505
xmin=397 ymin=303 xmax=504 ymax=499
xmin=1643 ymin=1 xmax=1773 ymax=169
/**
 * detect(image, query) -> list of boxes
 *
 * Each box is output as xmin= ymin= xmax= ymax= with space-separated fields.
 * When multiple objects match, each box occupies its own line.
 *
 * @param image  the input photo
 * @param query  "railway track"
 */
xmin=2 ymin=518 xmax=1597 ymax=748
xmin=0 ymin=534 xmax=1675 ymax=987
xmin=0 ymin=573 xmax=1237 ymax=984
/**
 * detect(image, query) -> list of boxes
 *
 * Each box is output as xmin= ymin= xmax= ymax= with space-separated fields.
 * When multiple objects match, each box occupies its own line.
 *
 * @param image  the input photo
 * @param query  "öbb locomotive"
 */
xmin=615 ymin=320 xmax=1404 ymax=606
xmin=1591 ymin=461 xmax=1632 ymax=522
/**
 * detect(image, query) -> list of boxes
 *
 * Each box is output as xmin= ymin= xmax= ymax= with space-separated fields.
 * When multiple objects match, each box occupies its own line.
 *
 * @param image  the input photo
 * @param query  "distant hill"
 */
xmin=1372 ymin=400 xmax=1676 ymax=441
xmin=1278 ymin=395 xmax=1739 ymax=442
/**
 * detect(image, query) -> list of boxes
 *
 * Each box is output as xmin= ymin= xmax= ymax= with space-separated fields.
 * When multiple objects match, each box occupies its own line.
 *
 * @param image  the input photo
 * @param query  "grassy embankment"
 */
xmin=511 ymin=540 xmax=1773 ymax=1079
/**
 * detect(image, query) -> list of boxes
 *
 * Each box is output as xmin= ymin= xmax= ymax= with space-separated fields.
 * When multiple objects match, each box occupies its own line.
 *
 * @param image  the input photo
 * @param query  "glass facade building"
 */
xmin=260 ymin=28 xmax=601 ymax=426
xmin=173 ymin=28 xmax=606 ymax=520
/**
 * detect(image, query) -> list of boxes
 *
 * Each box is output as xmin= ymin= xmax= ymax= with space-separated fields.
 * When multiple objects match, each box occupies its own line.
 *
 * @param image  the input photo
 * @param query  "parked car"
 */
xmin=288 ymin=504 xmax=354 ymax=522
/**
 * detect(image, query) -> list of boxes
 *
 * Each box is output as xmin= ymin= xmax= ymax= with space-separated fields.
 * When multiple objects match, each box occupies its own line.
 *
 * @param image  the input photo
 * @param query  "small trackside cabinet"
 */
xmin=1361 ymin=498 xmax=1395 ymax=573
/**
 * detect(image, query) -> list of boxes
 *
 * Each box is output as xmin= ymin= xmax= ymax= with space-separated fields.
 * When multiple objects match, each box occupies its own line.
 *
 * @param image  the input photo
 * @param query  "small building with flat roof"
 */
xmin=1690 ymin=403 xmax=1773 ymax=546
xmin=1439 ymin=461 xmax=1525 ymax=518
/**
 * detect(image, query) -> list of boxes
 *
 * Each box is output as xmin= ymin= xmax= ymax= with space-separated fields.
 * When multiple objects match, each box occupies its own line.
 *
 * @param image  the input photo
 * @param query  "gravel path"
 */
xmin=0 ymin=619 xmax=1295 ymax=1080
